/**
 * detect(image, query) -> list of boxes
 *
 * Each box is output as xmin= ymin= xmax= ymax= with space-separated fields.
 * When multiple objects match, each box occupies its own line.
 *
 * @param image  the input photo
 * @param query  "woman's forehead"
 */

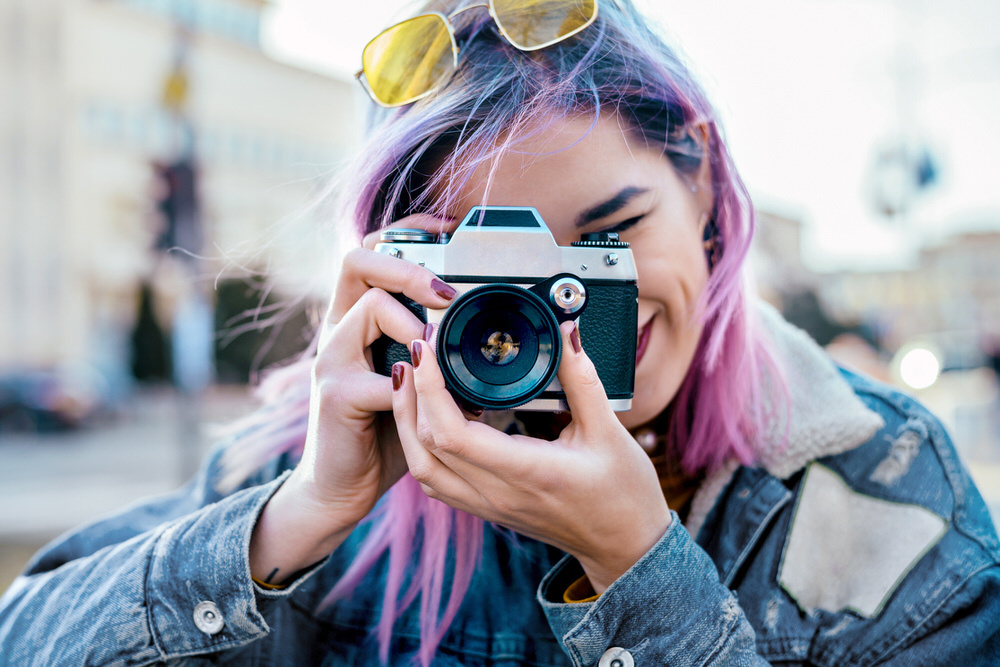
xmin=442 ymin=114 xmax=661 ymax=217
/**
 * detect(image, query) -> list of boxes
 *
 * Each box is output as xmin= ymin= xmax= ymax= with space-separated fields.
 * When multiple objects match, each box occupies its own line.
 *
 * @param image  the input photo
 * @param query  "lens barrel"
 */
xmin=438 ymin=284 xmax=561 ymax=409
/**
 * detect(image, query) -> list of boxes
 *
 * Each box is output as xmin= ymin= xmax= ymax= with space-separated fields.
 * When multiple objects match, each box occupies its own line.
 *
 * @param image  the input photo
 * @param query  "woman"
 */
xmin=1 ymin=1 xmax=997 ymax=665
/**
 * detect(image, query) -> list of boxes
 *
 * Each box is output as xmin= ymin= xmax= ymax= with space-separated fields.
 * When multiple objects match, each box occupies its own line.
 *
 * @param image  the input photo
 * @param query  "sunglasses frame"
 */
xmin=356 ymin=0 xmax=600 ymax=108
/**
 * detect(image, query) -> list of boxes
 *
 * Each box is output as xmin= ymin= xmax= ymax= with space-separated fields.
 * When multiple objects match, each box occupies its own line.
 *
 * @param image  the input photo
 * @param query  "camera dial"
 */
xmin=571 ymin=231 xmax=630 ymax=248
xmin=549 ymin=277 xmax=587 ymax=315
xmin=379 ymin=228 xmax=436 ymax=243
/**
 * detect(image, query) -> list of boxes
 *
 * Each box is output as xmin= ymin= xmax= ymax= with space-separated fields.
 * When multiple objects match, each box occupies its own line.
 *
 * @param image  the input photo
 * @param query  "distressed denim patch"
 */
xmin=779 ymin=463 xmax=947 ymax=617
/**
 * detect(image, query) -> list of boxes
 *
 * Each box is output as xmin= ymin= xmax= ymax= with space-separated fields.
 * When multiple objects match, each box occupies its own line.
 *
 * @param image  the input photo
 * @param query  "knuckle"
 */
xmin=312 ymin=375 xmax=348 ymax=408
xmin=341 ymin=246 xmax=370 ymax=274
xmin=530 ymin=466 xmax=562 ymax=493
xmin=578 ymin=362 xmax=604 ymax=392
xmin=404 ymin=264 xmax=431 ymax=291
xmin=311 ymin=349 xmax=339 ymax=378
xmin=419 ymin=482 xmax=441 ymax=500
xmin=435 ymin=429 xmax=467 ymax=457
xmin=489 ymin=494 xmax=523 ymax=518
xmin=357 ymin=287 xmax=392 ymax=311
xmin=415 ymin=421 xmax=437 ymax=447
xmin=361 ymin=229 xmax=383 ymax=249
xmin=408 ymin=462 xmax=434 ymax=485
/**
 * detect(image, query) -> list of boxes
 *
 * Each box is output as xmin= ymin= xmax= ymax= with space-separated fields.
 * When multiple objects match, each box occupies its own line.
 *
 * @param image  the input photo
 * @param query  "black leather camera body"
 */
xmin=372 ymin=206 xmax=638 ymax=411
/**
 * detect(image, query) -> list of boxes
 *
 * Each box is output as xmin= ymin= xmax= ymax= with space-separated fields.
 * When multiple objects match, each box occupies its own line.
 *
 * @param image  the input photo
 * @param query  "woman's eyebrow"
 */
xmin=574 ymin=186 xmax=650 ymax=227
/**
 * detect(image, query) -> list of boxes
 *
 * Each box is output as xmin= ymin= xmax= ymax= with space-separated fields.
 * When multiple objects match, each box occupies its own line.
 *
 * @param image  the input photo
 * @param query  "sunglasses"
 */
xmin=356 ymin=0 xmax=599 ymax=108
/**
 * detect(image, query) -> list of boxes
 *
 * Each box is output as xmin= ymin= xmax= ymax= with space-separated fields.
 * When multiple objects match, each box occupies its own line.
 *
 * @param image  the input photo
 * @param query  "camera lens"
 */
xmin=481 ymin=330 xmax=519 ymax=366
xmin=438 ymin=284 xmax=561 ymax=409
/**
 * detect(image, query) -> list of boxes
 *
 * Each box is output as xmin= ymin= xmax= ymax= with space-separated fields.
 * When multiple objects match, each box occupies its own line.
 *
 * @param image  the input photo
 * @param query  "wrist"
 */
xmin=576 ymin=509 xmax=672 ymax=594
xmin=248 ymin=472 xmax=364 ymax=583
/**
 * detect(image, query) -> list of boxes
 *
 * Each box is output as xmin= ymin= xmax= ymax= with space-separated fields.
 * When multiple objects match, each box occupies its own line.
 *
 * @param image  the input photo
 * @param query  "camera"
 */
xmin=372 ymin=206 xmax=638 ymax=411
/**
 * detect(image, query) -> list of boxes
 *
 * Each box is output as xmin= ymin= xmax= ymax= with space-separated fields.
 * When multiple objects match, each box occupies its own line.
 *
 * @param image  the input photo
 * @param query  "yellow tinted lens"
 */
xmin=492 ymin=0 xmax=597 ymax=50
xmin=362 ymin=14 xmax=456 ymax=106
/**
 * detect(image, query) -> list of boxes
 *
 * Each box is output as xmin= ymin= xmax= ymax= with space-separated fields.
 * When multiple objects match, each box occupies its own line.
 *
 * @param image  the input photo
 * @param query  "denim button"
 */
xmin=599 ymin=647 xmax=635 ymax=667
xmin=193 ymin=601 xmax=225 ymax=634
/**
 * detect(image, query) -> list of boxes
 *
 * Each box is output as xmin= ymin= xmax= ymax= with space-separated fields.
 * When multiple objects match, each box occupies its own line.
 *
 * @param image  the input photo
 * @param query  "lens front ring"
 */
xmin=438 ymin=284 xmax=561 ymax=409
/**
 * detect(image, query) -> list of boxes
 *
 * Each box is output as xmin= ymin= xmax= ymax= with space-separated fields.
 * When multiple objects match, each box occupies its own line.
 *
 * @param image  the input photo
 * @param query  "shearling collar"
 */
xmin=684 ymin=301 xmax=885 ymax=538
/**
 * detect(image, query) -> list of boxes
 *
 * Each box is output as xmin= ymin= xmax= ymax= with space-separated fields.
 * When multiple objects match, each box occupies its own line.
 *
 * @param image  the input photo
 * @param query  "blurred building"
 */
xmin=749 ymin=209 xmax=815 ymax=305
xmin=1 ymin=0 xmax=358 ymax=375
xmin=821 ymin=230 xmax=1000 ymax=366
xmin=750 ymin=206 xmax=1000 ymax=375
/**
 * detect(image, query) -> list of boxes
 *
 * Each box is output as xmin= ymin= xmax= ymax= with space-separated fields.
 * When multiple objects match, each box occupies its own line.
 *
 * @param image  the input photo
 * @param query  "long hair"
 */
xmin=222 ymin=1 xmax=783 ymax=664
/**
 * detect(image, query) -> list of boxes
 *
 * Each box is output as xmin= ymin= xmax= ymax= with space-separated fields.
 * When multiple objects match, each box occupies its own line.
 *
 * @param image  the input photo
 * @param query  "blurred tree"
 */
xmin=130 ymin=281 xmax=171 ymax=383
xmin=213 ymin=280 xmax=314 ymax=384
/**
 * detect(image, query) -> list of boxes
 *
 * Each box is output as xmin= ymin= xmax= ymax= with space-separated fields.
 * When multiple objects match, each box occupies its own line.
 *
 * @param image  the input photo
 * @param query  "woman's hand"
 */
xmin=391 ymin=320 xmax=672 ymax=594
xmin=249 ymin=216 xmax=457 ymax=585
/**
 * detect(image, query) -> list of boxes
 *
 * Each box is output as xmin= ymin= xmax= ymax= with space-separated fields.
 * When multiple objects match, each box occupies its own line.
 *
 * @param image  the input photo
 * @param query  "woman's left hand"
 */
xmin=391 ymin=320 xmax=672 ymax=594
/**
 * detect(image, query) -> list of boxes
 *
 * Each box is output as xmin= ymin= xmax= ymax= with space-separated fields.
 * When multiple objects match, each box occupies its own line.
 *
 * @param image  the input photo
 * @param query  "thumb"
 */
xmin=556 ymin=320 xmax=616 ymax=433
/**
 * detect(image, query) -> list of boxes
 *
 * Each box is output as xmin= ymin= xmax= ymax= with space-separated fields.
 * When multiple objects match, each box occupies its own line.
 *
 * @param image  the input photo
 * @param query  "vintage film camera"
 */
xmin=373 ymin=206 xmax=638 ymax=411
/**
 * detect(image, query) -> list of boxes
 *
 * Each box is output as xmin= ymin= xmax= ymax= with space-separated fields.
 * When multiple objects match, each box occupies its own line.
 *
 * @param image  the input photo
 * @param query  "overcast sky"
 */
xmin=261 ymin=0 xmax=1000 ymax=272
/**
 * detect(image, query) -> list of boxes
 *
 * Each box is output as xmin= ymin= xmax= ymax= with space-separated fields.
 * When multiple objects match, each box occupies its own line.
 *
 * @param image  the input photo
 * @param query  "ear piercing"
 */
xmin=702 ymin=214 xmax=723 ymax=272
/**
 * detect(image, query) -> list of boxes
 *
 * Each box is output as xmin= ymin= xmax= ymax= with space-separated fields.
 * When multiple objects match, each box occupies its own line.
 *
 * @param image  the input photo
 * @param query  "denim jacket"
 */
xmin=2 ymin=306 xmax=999 ymax=666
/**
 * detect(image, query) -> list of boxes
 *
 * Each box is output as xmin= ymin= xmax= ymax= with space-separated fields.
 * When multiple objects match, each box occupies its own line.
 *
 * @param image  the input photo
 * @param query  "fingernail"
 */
xmin=423 ymin=322 xmax=434 ymax=342
xmin=391 ymin=363 xmax=404 ymax=391
xmin=410 ymin=340 xmax=422 ymax=368
xmin=570 ymin=323 xmax=582 ymax=354
xmin=460 ymin=401 xmax=484 ymax=417
xmin=431 ymin=279 xmax=457 ymax=301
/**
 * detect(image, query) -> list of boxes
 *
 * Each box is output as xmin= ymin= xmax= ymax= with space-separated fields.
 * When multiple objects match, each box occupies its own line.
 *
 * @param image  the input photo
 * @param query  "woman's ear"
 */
xmin=690 ymin=122 xmax=715 ymax=224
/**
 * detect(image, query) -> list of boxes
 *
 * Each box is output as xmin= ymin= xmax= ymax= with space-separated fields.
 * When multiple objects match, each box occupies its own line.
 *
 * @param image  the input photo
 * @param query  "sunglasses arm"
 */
xmin=355 ymin=69 xmax=379 ymax=103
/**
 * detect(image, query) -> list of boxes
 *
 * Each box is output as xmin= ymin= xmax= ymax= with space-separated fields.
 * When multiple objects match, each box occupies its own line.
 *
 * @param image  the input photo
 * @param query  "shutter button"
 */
xmin=599 ymin=647 xmax=635 ymax=667
xmin=193 ymin=601 xmax=225 ymax=635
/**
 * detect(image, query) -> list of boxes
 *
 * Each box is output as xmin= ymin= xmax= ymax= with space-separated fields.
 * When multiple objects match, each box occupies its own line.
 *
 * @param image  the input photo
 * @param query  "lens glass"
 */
xmin=439 ymin=285 xmax=560 ymax=409
xmin=482 ymin=331 xmax=519 ymax=365
xmin=362 ymin=14 xmax=456 ymax=106
xmin=460 ymin=310 xmax=538 ymax=386
xmin=492 ymin=0 xmax=597 ymax=51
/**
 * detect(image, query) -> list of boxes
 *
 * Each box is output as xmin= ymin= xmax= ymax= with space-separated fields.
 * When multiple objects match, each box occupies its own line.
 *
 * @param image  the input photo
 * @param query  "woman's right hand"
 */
xmin=249 ymin=215 xmax=457 ymax=585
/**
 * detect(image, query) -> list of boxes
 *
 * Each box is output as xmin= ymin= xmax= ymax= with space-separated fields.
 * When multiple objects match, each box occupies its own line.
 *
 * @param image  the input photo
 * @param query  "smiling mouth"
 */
xmin=636 ymin=315 xmax=655 ymax=365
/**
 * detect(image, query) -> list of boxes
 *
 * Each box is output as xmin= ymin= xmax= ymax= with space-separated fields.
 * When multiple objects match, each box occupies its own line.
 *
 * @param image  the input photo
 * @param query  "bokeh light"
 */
xmin=897 ymin=345 xmax=942 ymax=390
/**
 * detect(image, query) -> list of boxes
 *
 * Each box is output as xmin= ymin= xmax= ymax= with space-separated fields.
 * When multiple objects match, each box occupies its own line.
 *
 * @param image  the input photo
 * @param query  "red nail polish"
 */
xmin=423 ymin=322 xmax=434 ymax=342
xmin=410 ymin=340 xmax=422 ymax=368
xmin=459 ymin=400 xmax=484 ymax=416
xmin=391 ymin=363 xmax=404 ymax=391
xmin=431 ymin=279 xmax=457 ymax=301
xmin=570 ymin=323 xmax=582 ymax=353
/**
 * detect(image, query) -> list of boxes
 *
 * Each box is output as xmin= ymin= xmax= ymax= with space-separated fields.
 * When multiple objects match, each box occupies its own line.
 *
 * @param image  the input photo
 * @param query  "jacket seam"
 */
xmin=722 ymin=485 xmax=792 ymax=587
xmin=143 ymin=525 xmax=169 ymax=665
xmin=696 ymin=608 xmax=753 ymax=667
xmin=850 ymin=383 xmax=998 ymax=554
xmin=866 ymin=562 xmax=996 ymax=665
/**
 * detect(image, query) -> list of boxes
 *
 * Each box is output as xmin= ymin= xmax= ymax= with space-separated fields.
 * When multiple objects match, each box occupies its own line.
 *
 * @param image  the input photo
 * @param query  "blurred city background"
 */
xmin=1 ymin=0 xmax=998 ymax=593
